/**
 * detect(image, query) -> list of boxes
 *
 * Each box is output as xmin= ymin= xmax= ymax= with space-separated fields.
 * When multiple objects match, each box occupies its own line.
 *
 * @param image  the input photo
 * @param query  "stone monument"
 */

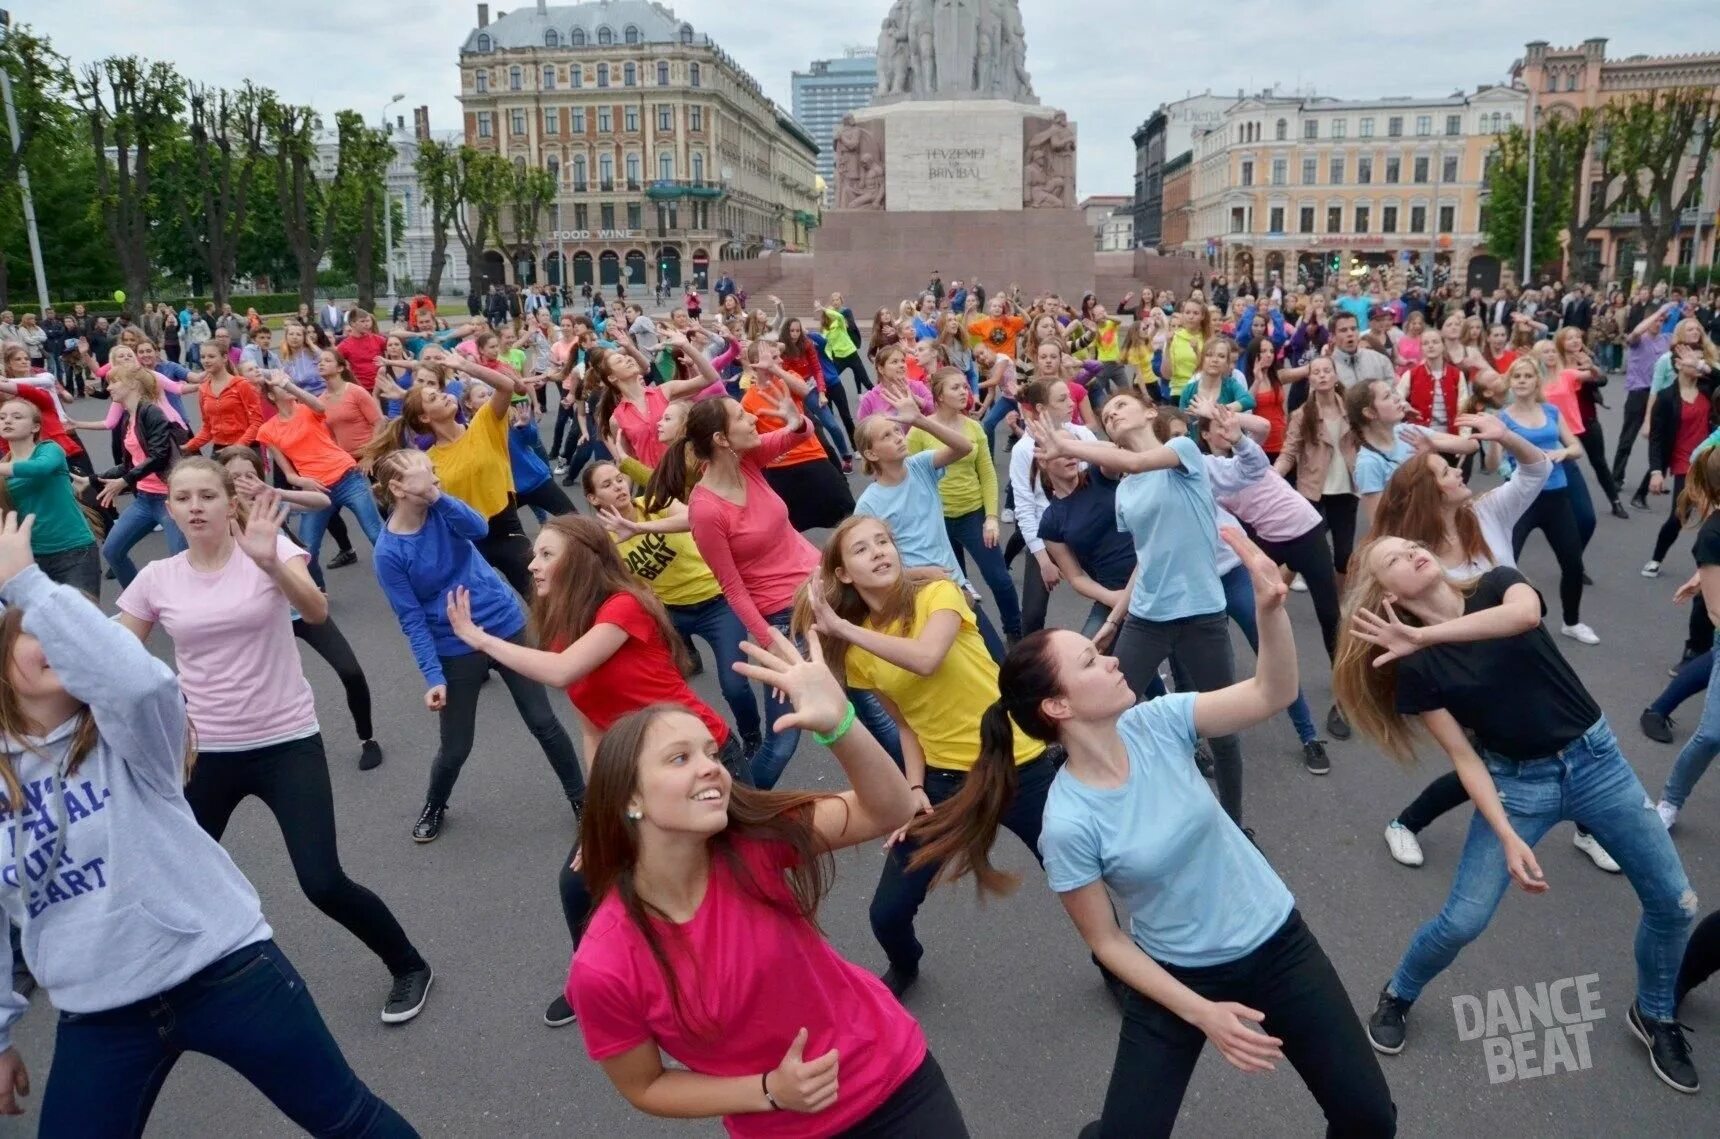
xmin=818 ymin=0 xmax=1092 ymax=314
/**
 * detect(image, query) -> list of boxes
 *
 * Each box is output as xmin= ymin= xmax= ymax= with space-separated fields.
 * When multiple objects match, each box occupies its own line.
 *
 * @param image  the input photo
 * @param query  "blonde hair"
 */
xmin=852 ymin=414 xmax=899 ymax=476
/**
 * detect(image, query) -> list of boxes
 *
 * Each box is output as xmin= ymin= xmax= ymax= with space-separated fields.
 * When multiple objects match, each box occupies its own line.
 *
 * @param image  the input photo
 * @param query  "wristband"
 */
xmin=762 ymin=1071 xmax=781 ymax=1111
xmin=909 ymin=783 xmax=925 ymax=792
xmin=812 ymin=701 xmax=858 ymax=747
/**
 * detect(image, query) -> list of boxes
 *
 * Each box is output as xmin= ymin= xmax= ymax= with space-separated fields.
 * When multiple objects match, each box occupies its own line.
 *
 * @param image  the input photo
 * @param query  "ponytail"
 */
xmin=906 ymin=701 xmax=1024 ymax=896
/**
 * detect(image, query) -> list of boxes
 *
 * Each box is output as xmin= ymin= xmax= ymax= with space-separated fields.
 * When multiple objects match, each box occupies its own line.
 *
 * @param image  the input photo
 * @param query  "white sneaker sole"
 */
xmin=1627 ymin=1008 xmax=1700 ymax=1094
xmin=381 ymin=971 xmax=433 ymax=1024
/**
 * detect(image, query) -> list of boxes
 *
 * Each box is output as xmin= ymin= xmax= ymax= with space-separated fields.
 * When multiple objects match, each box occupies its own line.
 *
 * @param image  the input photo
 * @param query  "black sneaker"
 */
xmin=412 ymin=803 xmax=446 ymax=843
xmin=1628 ymin=1001 xmax=1699 ymax=1093
xmin=881 ymin=964 xmax=919 ymax=1000
xmin=359 ymin=740 xmax=383 ymax=771
xmin=544 ymin=993 xmax=577 ymax=1027
xmin=1640 ymin=709 xmax=1676 ymax=745
xmin=382 ymin=964 xmax=433 ymax=1024
xmin=1368 ymin=986 xmax=1413 ymax=1054
xmin=1326 ymin=704 xmax=1352 ymax=741
xmin=1630 ymin=494 xmax=1651 ymax=511
xmin=327 ymin=548 xmax=359 ymax=569
xmin=1194 ymin=739 xmax=1216 ymax=780
xmin=1302 ymin=739 xmax=1331 ymax=775
xmin=1610 ymin=500 xmax=1631 ymax=520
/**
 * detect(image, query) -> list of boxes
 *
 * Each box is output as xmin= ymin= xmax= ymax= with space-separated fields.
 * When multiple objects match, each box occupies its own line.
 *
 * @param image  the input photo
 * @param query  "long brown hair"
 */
xmin=1371 ymin=452 xmax=1489 ymax=569
xmin=579 ymin=705 xmax=839 ymax=1036
xmin=358 ymin=384 xmax=438 ymax=471
xmin=791 ymin=516 xmax=924 ymax=685
xmin=529 ymin=516 xmax=691 ymax=673
xmin=1678 ymin=445 xmax=1720 ymax=527
xmin=1294 ymin=357 xmax=1344 ymax=451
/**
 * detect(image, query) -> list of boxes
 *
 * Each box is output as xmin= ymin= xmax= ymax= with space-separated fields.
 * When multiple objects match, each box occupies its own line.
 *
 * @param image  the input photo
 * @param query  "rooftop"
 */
xmin=462 ymin=2 xmax=706 ymax=53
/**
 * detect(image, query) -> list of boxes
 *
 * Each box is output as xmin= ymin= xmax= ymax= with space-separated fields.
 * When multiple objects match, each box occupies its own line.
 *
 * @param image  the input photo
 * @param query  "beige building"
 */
xmin=457 ymin=0 xmax=821 ymax=292
xmin=1514 ymin=39 xmax=1720 ymax=284
xmin=1079 ymin=195 xmax=1134 ymax=251
xmin=1185 ymin=85 xmax=1527 ymax=292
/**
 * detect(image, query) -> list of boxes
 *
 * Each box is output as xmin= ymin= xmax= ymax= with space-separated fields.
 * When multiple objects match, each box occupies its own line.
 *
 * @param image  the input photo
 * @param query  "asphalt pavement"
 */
xmin=3 ymin=382 xmax=1716 ymax=1139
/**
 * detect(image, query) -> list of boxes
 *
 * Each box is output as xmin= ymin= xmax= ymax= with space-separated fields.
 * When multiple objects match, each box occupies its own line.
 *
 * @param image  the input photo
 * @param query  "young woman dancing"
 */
xmin=737 ymin=342 xmax=855 ymax=530
xmin=0 ymin=398 xmax=100 ymax=597
xmin=907 ymin=528 xmax=1396 ymax=1138
xmin=96 ymin=365 xmax=188 ymax=588
xmin=0 ymin=515 xmax=419 ymax=1136
xmin=1006 ymin=378 xmax=1098 ymax=636
xmin=115 ymin=461 xmax=434 ymax=1023
xmin=1642 ymin=349 xmax=1716 ymax=578
xmin=1655 ymin=446 xmax=1720 ymax=830
xmin=1275 ymin=356 xmax=1358 ymax=587
xmin=567 ymin=633 xmax=968 ymax=1135
xmin=370 ymin=447 xmax=585 ymax=843
xmin=1346 ymin=376 xmax=1478 ymax=532
xmin=1336 ymin=539 xmax=1699 ymax=1094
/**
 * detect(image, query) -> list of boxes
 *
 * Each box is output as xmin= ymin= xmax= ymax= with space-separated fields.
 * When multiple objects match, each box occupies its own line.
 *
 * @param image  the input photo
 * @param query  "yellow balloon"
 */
xmin=113 ymin=289 xmax=126 ymax=303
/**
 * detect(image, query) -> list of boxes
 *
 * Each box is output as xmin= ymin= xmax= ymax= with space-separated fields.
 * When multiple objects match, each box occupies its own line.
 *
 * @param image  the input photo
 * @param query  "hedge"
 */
xmin=11 ymin=293 xmax=313 ymax=318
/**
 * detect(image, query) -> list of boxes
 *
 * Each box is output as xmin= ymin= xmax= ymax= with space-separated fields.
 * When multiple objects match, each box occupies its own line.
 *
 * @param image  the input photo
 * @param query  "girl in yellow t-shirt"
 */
xmin=581 ymin=459 xmax=761 ymax=753
xmin=796 ymin=514 xmax=1051 ymax=998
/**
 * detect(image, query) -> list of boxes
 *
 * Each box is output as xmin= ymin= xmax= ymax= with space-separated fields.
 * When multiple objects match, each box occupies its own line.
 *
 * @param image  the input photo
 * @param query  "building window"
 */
xmin=1409 ymin=205 xmax=1427 ymax=233
xmin=1355 ymin=205 xmax=1371 ymax=233
xmin=1275 ymin=118 xmax=1286 ymax=141
xmin=657 ymin=104 xmax=672 ymax=131
xmin=658 ymin=61 xmax=669 ymax=85
xmin=475 ymin=71 xmax=487 ymax=93
xmin=627 ymin=202 xmax=642 ymax=229
xmin=1357 ymin=157 xmax=1372 ymax=185
xmin=572 ymin=155 xmax=587 ymax=188
xmin=625 ymin=153 xmax=640 ymax=185
xmin=511 ymin=109 xmax=526 ymax=135
xmin=1302 ymin=156 xmax=1318 ymax=185
xmin=659 ymin=152 xmax=675 ymax=180
xmin=1388 ymin=116 xmax=1403 ymax=138
xmin=624 ymin=25 xmax=640 ymax=45
xmin=1240 ymin=160 xmax=1254 ymax=187
xmin=477 ymin=112 xmax=493 ymax=138
xmin=624 ymin=106 xmax=639 ymax=132
xmin=476 ymin=33 xmax=491 ymax=52
xmin=1413 ymin=156 xmax=1429 ymax=183
xmin=597 ymin=64 xmax=609 ymax=88
xmin=1331 ymin=119 xmax=1346 ymax=140
xmin=1439 ymin=204 xmax=1455 ymax=233
xmin=574 ymin=203 xmax=588 ymax=228
xmin=690 ymin=62 xmax=701 ymax=87
xmin=597 ymin=26 xmax=613 ymax=46
xmin=543 ymin=65 xmax=556 ymax=90
xmin=680 ymin=24 xmax=694 ymax=45
xmin=601 ymin=108 xmax=617 ymax=133
xmin=1299 ymin=205 xmax=1315 ymax=233
xmin=1545 ymin=71 xmax=1557 ymax=92
xmin=572 ymin=27 xmax=586 ymax=46
xmin=514 ymin=156 xmax=526 ymax=175
xmin=691 ymin=152 xmax=704 ymax=182
xmin=1442 ymin=154 xmax=1459 ymax=183
xmin=1326 ymin=206 xmax=1342 ymax=234
xmin=1382 ymin=205 xmax=1398 ymax=233
xmin=1268 ymin=205 xmax=1284 ymax=232
xmin=1385 ymin=156 xmax=1400 ymax=184
xmin=599 ymin=154 xmax=614 ymax=188
xmin=544 ymin=109 xmax=559 ymax=135
xmin=547 ymin=155 xmax=560 ymax=182
xmin=572 ymin=108 xmax=586 ymax=132
xmin=1415 ymin=115 xmax=1431 ymax=136
xmin=1328 ymin=157 xmax=1344 ymax=185
xmin=545 ymin=29 xmax=560 ymax=48
xmin=1304 ymin=119 xmax=1318 ymax=140
xmin=1359 ymin=117 xmax=1374 ymax=138
xmin=1230 ymin=207 xmax=1246 ymax=234
xmin=689 ymin=106 xmax=702 ymax=131
xmin=601 ymin=203 xmax=615 ymax=229
xmin=509 ymin=66 xmax=522 ymax=91
xmin=1445 ymin=114 xmax=1461 ymax=136
xmin=624 ymin=63 xmax=636 ymax=87
xmin=1271 ymin=158 xmax=1286 ymax=185
xmin=572 ymin=65 xmax=582 ymax=88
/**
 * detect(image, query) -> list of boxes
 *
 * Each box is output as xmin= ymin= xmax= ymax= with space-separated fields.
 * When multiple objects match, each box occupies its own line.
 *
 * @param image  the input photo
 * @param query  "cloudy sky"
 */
xmin=21 ymin=0 xmax=1720 ymax=194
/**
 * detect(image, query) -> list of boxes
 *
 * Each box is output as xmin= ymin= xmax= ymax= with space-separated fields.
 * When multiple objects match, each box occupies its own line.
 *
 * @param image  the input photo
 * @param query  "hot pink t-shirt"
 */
xmin=612 ymin=384 xmax=672 ymax=469
xmin=855 ymin=379 xmax=934 ymax=421
xmin=117 ymin=534 xmax=319 ymax=751
xmin=120 ymin=411 xmax=170 ymax=495
xmin=569 ymin=835 xmax=926 ymax=1138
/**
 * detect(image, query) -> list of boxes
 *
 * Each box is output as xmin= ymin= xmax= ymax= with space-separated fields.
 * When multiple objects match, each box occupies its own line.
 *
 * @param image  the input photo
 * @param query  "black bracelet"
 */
xmin=762 ymin=1071 xmax=781 ymax=1111
xmin=909 ymin=783 xmax=925 ymax=792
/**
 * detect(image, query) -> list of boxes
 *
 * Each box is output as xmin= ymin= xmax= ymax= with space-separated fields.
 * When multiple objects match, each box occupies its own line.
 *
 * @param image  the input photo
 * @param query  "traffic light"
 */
xmin=1328 ymin=252 xmax=1341 ymax=275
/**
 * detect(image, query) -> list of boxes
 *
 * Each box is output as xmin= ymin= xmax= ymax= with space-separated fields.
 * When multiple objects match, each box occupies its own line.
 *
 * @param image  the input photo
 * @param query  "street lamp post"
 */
xmin=0 ymin=10 xmax=49 ymax=309
xmin=1523 ymin=86 xmax=1538 ymax=287
xmin=380 ymin=94 xmax=404 ymax=306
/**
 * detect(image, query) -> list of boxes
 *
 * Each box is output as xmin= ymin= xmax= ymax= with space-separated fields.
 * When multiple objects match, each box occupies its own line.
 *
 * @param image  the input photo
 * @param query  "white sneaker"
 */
xmin=1642 ymin=561 xmax=1662 ymax=578
xmin=1657 ymin=800 xmax=1679 ymax=830
xmin=1290 ymin=574 xmax=1309 ymax=592
xmin=1384 ymin=821 xmax=1425 ymax=867
xmin=1572 ymin=829 xmax=1621 ymax=873
xmin=1560 ymin=622 xmax=1600 ymax=645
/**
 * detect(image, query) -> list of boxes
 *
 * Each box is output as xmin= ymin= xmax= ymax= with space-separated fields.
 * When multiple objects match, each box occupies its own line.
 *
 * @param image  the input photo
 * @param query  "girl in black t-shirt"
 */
xmin=1334 ymin=540 xmax=1700 ymax=1094
xmin=1657 ymin=446 xmax=1720 ymax=829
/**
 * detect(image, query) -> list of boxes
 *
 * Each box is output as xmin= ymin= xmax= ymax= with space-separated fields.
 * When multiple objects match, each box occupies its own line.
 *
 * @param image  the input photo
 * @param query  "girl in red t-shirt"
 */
xmin=568 ymin=643 xmax=968 ymax=1137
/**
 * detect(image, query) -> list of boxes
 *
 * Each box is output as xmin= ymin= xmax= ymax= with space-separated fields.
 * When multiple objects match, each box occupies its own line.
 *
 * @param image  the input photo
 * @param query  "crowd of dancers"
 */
xmin=1 ymin=273 xmax=1718 ymax=1136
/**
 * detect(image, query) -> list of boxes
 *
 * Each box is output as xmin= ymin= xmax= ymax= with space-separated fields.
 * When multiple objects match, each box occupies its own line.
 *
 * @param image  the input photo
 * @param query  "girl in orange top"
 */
xmin=738 ymin=340 xmax=855 ymax=531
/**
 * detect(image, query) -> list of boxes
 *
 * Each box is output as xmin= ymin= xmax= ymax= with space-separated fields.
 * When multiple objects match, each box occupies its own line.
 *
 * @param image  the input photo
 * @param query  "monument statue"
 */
xmin=833 ymin=114 xmax=886 ymax=211
xmin=1023 ymin=111 xmax=1076 ymax=208
xmin=874 ymin=0 xmax=1037 ymax=103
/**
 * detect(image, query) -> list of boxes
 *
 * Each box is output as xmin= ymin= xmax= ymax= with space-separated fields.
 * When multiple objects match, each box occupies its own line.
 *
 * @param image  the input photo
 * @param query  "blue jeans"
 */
xmin=667 ymin=594 xmax=761 ymax=746
xmin=944 ymin=508 xmax=1022 ymax=640
xmin=750 ymin=608 xmax=903 ymax=789
xmin=981 ymin=396 xmax=1018 ymax=454
xmin=103 ymin=491 xmax=187 ymax=588
xmin=1389 ymin=718 xmax=1694 ymax=1020
xmin=1651 ymin=648 xmax=1712 ymax=718
xmin=299 ymin=470 xmax=385 ymax=589
xmin=803 ymin=387 xmax=850 ymax=460
xmin=1221 ymin=564 xmax=1317 ymax=744
xmin=41 ymin=939 xmax=417 ymax=1137
xmin=1664 ymin=649 xmax=1720 ymax=809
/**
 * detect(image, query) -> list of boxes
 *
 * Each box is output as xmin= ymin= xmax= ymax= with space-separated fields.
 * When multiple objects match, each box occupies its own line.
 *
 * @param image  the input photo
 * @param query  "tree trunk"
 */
xmin=426 ymin=230 xmax=448 ymax=301
xmin=354 ymin=187 xmax=378 ymax=312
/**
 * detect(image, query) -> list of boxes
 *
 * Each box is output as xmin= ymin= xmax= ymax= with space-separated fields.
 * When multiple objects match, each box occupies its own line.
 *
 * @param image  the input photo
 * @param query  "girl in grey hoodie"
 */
xmin=0 ymin=513 xmax=417 ymax=1136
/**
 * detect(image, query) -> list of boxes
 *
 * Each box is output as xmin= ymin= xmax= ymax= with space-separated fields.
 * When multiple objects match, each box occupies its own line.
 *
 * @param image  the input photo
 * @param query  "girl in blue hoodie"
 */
xmin=0 ymin=512 xmax=416 ymax=1135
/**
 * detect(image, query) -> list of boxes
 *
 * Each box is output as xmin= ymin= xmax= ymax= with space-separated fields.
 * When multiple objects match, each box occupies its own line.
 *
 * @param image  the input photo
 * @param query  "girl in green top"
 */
xmin=907 ymin=368 xmax=1021 ymax=640
xmin=0 ymin=396 xmax=100 ymax=596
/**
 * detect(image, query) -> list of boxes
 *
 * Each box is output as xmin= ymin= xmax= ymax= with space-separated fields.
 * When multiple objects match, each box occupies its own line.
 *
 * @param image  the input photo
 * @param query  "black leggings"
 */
xmin=293 ymin=617 xmax=373 ymax=743
xmin=1314 ymin=493 xmax=1358 ymax=576
xmin=325 ymin=512 xmax=353 ymax=554
xmin=824 ymin=376 xmax=858 ymax=439
xmin=186 ymin=734 xmax=423 ymax=976
xmin=829 ymin=349 xmax=872 ymax=393
xmin=477 ymin=506 xmax=536 ymax=596
xmin=1002 ymin=532 xmax=1054 ymax=635
xmin=1255 ymin=523 xmax=1341 ymax=660
xmin=517 ymin=478 xmax=578 ymax=519
xmin=1510 ymin=488 xmax=1586 ymax=626
xmin=1091 ymin=910 xmax=1396 ymax=1138
xmin=1652 ymin=473 xmax=1688 ymax=564
xmin=1679 ymin=909 xmax=1720 ymax=1008
xmin=763 ymin=461 xmax=855 ymax=532
xmin=1579 ymin=414 xmax=1622 ymax=506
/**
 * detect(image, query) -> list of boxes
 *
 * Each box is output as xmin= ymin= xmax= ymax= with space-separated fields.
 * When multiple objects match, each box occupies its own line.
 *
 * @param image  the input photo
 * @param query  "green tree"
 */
xmin=1606 ymin=88 xmax=1720 ymax=285
xmin=451 ymin=147 xmax=510 ymax=297
xmin=265 ymin=101 xmax=336 ymax=306
xmin=170 ymin=81 xmax=272 ymax=306
xmin=325 ymin=110 xmax=396 ymax=310
xmin=1481 ymin=122 xmax=1569 ymax=282
xmin=69 ymin=56 xmax=184 ymax=305
xmin=1550 ymin=108 xmax=1630 ymax=285
xmin=413 ymin=139 xmax=460 ymax=301
xmin=504 ymin=164 xmax=556 ymax=276
xmin=235 ymin=158 xmax=298 ymax=290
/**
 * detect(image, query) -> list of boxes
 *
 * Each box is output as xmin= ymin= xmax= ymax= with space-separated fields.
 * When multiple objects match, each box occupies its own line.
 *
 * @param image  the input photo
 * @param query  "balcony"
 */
xmin=647 ymin=178 xmax=726 ymax=201
xmin=599 ymin=179 xmax=615 ymax=192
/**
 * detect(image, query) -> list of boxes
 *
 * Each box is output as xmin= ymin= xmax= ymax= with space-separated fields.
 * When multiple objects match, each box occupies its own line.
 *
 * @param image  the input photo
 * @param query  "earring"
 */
xmin=626 ymin=808 xmax=643 ymax=821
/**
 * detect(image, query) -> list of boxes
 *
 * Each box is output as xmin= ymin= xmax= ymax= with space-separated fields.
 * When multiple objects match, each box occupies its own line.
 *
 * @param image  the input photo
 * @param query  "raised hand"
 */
xmin=597 ymin=506 xmax=643 ymax=539
xmin=1220 ymin=528 xmax=1284 ymax=611
xmin=732 ymin=629 xmax=849 ymax=736
xmin=235 ymin=490 xmax=290 ymax=567
xmin=1453 ymin=412 xmax=1505 ymax=442
xmin=0 ymin=513 xmax=36 ymax=588
xmin=1348 ymin=596 xmax=1424 ymax=665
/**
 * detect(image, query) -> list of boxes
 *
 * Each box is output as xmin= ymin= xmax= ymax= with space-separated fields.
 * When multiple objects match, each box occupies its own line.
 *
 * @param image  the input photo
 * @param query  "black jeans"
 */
xmin=187 ymin=735 xmax=423 ymax=976
xmin=829 ymin=349 xmax=873 ymax=393
xmin=430 ymin=634 xmax=585 ymax=810
xmin=870 ymin=752 xmax=1058 ymax=972
xmin=1093 ymin=911 xmax=1396 ymax=1138
xmin=517 ymin=478 xmax=578 ymax=519
xmin=1613 ymin=387 xmax=1652 ymax=487
xmin=834 ymin=1053 xmax=969 ymax=1138
xmin=1314 ymin=493 xmax=1358 ymax=576
xmin=1254 ymin=522 xmax=1341 ymax=659
xmin=36 ymin=543 xmax=102 ymax=599
xmin=1679 ymin=908 xmax=1720 ymax=1008
xmin=1510 ymin=488 xmax=1586 ymax=626
xmin=1652 ymin=473 xmax=1688 ymax=564
xmin=41 ymin=940 xmax=417 ymax=1137
xmin=1579 ymin=415 xmax=1622 ymax=505
xmin=1000 ymin=534 xmax=1053 ymax=636
xmin=295 ymin=617 xmax=374 ymax=743
xmin=1114 ymin=611 xmax=1244 ymax=821
xmin=477 ymin=506 xmax=536 ymax=596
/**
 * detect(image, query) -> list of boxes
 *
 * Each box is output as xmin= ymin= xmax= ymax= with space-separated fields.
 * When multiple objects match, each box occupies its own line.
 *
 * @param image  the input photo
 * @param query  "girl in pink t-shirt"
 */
xmin=116 ymin=458 xmax=434 ymax=1024
xmin=587 ymin=327 xmax=725 ymax=469
xmin=568 ymin=648 xmax=966 ymax=1138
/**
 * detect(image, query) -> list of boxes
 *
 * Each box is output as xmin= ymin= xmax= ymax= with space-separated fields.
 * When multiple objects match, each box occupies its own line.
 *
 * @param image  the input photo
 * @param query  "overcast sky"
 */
xmin=20 ymin=1 xmax=1720 ymax=194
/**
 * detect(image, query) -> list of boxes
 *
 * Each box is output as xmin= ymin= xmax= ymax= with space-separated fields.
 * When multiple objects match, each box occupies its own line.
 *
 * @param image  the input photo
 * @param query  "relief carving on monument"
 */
xmin=875 ymin=0 xmax=1037 ymax=103
xmin=1022 ymin=111 xmax=1075 ymax=208
xmin=833 ymin=114 xmax=886 ymax=211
